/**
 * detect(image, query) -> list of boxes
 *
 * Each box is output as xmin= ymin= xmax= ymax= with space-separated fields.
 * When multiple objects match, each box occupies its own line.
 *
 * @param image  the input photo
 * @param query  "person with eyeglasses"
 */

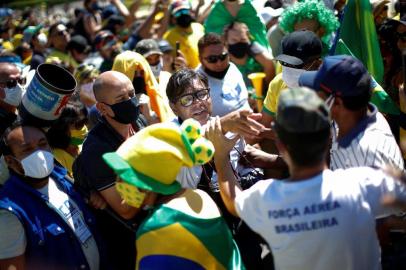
xmin=166 ymin=69 xmax=269 ymax=269
xmin=197 ymin=33 xmax=250 ymax=118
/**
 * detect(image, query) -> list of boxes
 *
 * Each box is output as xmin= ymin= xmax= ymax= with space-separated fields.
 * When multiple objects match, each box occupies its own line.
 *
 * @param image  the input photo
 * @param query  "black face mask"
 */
xmin=133 ymin=76 xmax=146 ymax=95
xmin=204 ymin=64 xmax=230 ymax=79
xmin=109 ymin=97 xmax=140 ymax=124
xmin=176 ymin=14 xmax=193 ymax=28
xmin=228 ymin=42 xmax=250 ymax=59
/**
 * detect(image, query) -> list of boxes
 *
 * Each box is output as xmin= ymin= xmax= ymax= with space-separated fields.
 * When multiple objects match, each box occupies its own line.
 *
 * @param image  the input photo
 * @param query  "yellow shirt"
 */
xmin=163 ymin=23 xmax=204 ymax=69
xmin=262 ymin=73 xmax=287 ymax=116
xmin=53 ymin=148 xmax=74 ymax=177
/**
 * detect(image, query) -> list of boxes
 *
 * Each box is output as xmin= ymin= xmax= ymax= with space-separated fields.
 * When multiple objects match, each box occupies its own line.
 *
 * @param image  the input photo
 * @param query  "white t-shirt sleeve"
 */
xmin=0 ymin=210 xmax=26 ymax=259
xmin=235 ymin=180 xmax=270 ymax=232
xmin=358 ymin=168 xmax=406 ymax=217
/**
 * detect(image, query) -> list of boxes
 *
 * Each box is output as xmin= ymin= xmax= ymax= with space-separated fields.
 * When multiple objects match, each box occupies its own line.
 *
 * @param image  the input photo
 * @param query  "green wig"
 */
xmin=279 ymin=0 xmax=340 ymax=46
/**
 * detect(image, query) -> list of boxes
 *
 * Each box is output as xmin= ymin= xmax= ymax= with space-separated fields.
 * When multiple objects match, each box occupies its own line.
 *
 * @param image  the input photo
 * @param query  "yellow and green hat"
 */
xmin=102 ymin=119 xmax=215 ymax=196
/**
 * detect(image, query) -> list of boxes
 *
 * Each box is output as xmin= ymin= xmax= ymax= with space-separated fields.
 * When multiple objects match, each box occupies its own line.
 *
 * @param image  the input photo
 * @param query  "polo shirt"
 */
xmin=330 ymin=103 xmax=404 ymax=171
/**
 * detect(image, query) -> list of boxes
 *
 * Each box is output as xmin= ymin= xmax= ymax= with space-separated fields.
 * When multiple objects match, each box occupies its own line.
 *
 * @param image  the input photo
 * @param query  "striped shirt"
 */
xmin=330 ymin=104 xmax=404 ymax=171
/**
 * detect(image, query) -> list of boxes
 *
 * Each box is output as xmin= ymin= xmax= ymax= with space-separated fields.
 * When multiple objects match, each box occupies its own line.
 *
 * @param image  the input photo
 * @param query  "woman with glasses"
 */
xmin=197 ymin=33 xmax=251 ymax=118
xmin=166 ymin=68 xmax=268 ymax=269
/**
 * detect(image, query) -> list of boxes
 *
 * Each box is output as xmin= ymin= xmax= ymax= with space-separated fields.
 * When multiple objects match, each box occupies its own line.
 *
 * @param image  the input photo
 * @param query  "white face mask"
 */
xmin=282 ymin=66 xmax=306 ymax=89
xmin=20 ymin=150 xmax=54 ymax=179
xmin=3 ymin=83 xmax=23 ymax=106
xmin=37 ymin=33 xmax=48 ymax=46
xmin=150 ymin=60 xmax=163 ymax=79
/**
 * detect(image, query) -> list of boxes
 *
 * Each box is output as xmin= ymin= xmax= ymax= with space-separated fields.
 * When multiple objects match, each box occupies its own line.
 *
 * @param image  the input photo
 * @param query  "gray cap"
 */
xmin=275 ymin=87 xmax=330 ymax=133
xmin=135 ymin=39 xmax=163 ymax=58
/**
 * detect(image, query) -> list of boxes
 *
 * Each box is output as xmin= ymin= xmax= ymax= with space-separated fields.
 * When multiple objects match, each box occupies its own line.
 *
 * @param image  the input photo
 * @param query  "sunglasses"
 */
xmin=177 ymin=89 xmax=210 ymax=107
xmin=1 ymin=77 xmax=26 ymax=88
xmin=204 ymin=52 xmax=228 ymax=64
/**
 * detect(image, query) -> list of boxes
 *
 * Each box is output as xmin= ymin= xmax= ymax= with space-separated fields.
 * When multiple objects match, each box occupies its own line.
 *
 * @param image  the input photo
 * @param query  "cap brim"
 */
xmin=275 ymin=54 xmax=304 ymax=67
xmin=298 ymin=70 xmax=318 ymax=90
xmin=142 ymin=50 xmax=163 ymax=58
xmin=103 ymin=152 xmax=181 ymax=195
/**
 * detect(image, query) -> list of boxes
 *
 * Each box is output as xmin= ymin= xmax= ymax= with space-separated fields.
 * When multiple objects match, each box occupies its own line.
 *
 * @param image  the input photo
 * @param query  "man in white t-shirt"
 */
xmin=0 ymin=123 xmax=106 ymax=270
xmin=197 ymin=33 xmax=250 ymax=117
xmin=207 ymin=87 xmax=406 ymax=270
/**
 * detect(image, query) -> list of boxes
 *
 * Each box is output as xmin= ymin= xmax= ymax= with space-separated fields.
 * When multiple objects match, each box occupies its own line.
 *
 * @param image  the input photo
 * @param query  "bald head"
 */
xmin=0 ymin=62 xmax=19 ymax=79
xmin=93 ymin=71 xmax=133 ymax=104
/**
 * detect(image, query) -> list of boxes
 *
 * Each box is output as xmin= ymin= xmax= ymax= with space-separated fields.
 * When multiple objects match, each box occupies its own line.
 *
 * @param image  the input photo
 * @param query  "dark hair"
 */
xmin=198 ymin=33 xmax=223 ymax=54
xmin=166 ymin=69 xmax=209 ymax=103
xmin=275 ymin=125 xmax=330 ymax=167
xmin=47 ymin=101 xmax=88 ymax=150
xmin=340 ymin=74 xmax=372 ymax=111
xmin=0 ymin=120 xmax=46 ymax=156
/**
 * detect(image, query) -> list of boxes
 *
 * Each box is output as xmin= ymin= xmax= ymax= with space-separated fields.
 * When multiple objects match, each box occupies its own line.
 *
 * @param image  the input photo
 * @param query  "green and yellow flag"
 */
xmin=335 ymin=0 xmax=384 ymax=84
xmin=136 ymin=205 xmax=245 ymax=270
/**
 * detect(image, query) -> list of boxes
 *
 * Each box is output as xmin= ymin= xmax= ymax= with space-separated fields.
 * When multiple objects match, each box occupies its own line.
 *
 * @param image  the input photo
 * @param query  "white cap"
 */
xmin=261 ymin=7 xmax=284 ymax=25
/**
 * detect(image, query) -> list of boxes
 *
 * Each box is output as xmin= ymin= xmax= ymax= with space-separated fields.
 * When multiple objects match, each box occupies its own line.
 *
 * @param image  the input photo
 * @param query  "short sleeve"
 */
xmin=263 ymin=81 xmax=277 ymax=116
xmin=250 ymin=42 xmax=265 ymax=55
xmin=235 ymin=181 xmax=271 ymax=232
xmin=0 ymin=210 xmax=26 ymax=259
xmin=357 ymin=168 xmax=406 ymax=217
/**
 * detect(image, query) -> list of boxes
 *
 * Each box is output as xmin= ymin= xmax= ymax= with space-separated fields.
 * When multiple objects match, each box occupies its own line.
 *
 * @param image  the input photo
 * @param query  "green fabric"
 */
xmin=236 ymin=56 xmax=263 ymax=88
xmin=334 ymin=0 xmax=384 ymax=84
xmin=137 ymin=205 xmax=245 ymax=270
xmin=335 ymin=39 xmax=399 ymax=115
xmin=262 ymin=105 xmax=275 ymax=116
xmin=204 ymin=0 xmax=270 ymax=52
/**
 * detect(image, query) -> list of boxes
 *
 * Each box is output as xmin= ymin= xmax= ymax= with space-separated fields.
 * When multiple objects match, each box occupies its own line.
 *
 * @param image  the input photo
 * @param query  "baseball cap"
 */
xmin=23 ymin=25 xmax=42 ymax=43
xmin=170 ymin=0 xmax=191 ymax=17
xmin=275 ymin=30 xmax=322 ymax=67
xmin=67 ymin=35 xmax=90 ymax=54
xmin=275 ymin=87 xmax=330 ymax=133
xmin=299 ymin=55 xmax=371 ymax=97
xmin=94 ymin=30 xmax=116 ymax=50
xmin=135 ymin=39 xmax=163 ymax=58
xmin=261 ymin=7 xmax=284 ymax=25
xmin=158 ymin=39 xmax=173 ymax=53
xmin=102 ymin=119 xmax=214 ymax=196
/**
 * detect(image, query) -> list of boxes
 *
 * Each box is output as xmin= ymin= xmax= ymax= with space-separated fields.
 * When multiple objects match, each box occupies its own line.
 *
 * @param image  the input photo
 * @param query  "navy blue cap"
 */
xmin=299 ymin=55 xmax=371 ymax=97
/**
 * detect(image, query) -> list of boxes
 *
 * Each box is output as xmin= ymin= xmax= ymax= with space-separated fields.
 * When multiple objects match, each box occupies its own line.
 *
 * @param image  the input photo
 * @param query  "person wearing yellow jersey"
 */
xmin=262 ymin=30 xmax=322 ymax=127
xmin=163 ymin=0 xmax=204 ymax=69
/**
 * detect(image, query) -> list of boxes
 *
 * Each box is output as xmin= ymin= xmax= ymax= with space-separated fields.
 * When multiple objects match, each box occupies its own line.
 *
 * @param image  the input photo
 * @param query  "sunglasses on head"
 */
xmin=177 ymin=89 xmax=210 ymax=107
xmin=204 ymin=52 xmax=228 ymax=64
xmin=1 ymin=77 xmax=26 ymax=88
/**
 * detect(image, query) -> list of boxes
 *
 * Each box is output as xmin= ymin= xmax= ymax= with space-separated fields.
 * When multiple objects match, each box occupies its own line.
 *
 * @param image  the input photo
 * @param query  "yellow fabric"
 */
xmin=12 ymin=34 xmax=23 ymax=48
xmin=112 ymin=51 xmax=175 ymax=122
xmin=53 ymin=148 xmax=74 ymax=177
xmin=116 ymin=119 xmax=214 ymax=186
xmin=46 ymin=49 xmax=78 ymax=70
xmin=70 ymin=125 xmax=88 ymax=144
xmin=136 ymin=223 xmax=226 ymax=270
xmin=116 ymin=182 xmax=146 ymax=208
xmin=163 ymin=22 xmax=205 ymax=69
xmin=263 ymin=73 xmax=287 ymax=116
xmin=2 ymin=41 xmax=14 ymax=51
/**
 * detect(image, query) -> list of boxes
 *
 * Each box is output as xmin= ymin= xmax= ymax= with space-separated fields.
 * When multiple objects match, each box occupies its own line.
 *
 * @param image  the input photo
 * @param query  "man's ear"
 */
xmin=96 ymin=102 xmax=112 ymax=117
xmin=317 ymin=27 xmax=326 ymax=39
xmin=4 ymin=154 xmax=24 ymax=175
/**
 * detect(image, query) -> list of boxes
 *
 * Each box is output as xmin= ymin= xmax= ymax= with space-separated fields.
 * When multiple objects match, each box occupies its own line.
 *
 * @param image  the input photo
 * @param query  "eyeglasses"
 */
xmin=204 ymin=52 xmax=228 ymax=64
xmin=177 ymin=89 xmax=210 ymax=107
xmin=0 ymin=77 xmax=26 ymax=88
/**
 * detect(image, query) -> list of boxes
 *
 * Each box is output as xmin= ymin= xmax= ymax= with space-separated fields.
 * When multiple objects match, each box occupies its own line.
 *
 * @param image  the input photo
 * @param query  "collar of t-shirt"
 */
xmin=337 ymin=103 xmax=377 ymax=148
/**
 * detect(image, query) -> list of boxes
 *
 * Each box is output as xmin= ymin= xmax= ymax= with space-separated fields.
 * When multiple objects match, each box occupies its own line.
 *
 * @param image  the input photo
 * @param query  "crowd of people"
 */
xmin=0 ymin=0 xmax=406 ymax=269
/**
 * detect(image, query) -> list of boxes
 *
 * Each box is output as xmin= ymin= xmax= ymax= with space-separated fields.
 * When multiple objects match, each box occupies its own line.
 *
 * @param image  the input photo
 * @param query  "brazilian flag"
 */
xmin=136 ymin=205 xmax=245 ymax=270
xmin=335 ymin=39 xmax=400 ymax=115
xmin=335 ymin=0 xmax=384 ymax=84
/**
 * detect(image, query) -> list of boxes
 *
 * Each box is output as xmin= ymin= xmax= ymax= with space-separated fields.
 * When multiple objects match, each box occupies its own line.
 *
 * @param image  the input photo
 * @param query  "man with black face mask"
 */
xmin=163 ymin=0 xmax=205 ymax=69
xmin=0 ymin=122 xmax=108 ymax=270
xmin=197 ymin=33 xmax=250 ymax=117
xmin=73 ymin=71 xmax=146 ymax=270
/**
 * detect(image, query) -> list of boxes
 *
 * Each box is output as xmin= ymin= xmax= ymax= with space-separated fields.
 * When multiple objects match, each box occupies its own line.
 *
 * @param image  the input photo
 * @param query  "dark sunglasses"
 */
xmin=204 ymin=52 xmax=228 ymax=64
xmin=177 ymin=89 xmax=210 ymax=107
xmin=1 ymin=77 xmax=26 ymax=88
